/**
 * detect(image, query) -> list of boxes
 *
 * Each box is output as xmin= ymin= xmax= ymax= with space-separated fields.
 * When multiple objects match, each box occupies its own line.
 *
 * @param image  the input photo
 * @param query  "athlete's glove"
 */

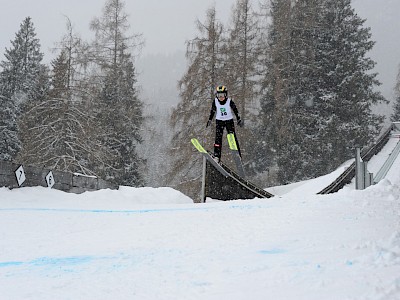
xmin=206 ymin=120 xmax=212 ymax=128
xmin=237 ymin=119 xmax=244 ymax=127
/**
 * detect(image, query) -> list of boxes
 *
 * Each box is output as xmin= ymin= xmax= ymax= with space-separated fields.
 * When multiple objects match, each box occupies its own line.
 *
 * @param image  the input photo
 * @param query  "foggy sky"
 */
xmin=0 ymin=0 xmax=399 ymax=103
xmin=352 ymin=0 xmax=400 ymax=103
xmin=0 ymin=0 xmax=233 ymax=58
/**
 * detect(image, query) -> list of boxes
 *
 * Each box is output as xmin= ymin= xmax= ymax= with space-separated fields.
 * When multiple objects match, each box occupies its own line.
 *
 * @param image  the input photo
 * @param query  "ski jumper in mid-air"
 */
xmin=206 ymin=85 xmax=243 ymax=163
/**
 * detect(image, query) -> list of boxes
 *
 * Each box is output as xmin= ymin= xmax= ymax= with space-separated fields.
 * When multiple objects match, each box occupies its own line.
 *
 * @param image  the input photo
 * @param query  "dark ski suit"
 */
xmin=207 ymin=97 xmax=242 ymax=160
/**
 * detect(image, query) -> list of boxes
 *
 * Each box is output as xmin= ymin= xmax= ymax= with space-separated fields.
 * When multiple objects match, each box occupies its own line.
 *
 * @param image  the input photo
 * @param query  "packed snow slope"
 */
xmin=0 ymin=137 xmax=400 ymax=300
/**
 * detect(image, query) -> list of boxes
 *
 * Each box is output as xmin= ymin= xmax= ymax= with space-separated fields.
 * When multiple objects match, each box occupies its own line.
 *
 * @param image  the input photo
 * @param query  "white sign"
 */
xmin=15 ymin=165 xmax=26 ymax=187
xmin=46 ymin=171 xmax=55 ymax=188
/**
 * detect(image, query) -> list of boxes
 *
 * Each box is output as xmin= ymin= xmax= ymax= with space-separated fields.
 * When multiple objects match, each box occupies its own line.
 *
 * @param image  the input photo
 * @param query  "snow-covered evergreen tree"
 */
xmin=391 ymin=65 xmax=400 ymax=122
xmin=273 ymin=0 xmax=330 ymax=183
xmin=257 ymin=0 xmax=293 ymax=183
xmin=0 ymin=17 xmax=46 ymax=113
xmin=0 ymin=17 xmax=47 ymax=161
xmin=259 ymin=0 xmax=386 ymax=184
xmin=17 ymin=47 xmax=110 ymax=175
xmin=89 ymin=0 xmax=145 ymax=186
xmin=314 ymin=0 xmax=386 ymax=172
xmin=96 ymin=55 xmax=145 ymax=186
xmin=0 ymin=93 xmax=20 ymax=161
xmin=17 ymin=19 xmax=102 ymax=174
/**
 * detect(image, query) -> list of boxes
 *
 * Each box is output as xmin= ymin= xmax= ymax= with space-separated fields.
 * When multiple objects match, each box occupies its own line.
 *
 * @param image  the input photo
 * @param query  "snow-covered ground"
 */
xmin=1 ymin=137 xmax=400 ymax=300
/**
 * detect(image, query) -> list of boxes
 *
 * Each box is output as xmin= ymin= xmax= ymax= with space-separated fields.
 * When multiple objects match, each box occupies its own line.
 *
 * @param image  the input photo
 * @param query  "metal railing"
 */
xmin=317 ymin=124 xmax=393 ymax=194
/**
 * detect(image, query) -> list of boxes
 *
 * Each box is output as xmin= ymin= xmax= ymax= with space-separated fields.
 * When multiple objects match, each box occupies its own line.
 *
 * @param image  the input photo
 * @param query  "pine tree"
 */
xmin=315 ymin=0 xmax=386 ymax=173
xmin=166 ymin=6 xmax=225 ymax=199
xmin=89 ymin=0 xmax=145 ymax=186
xmin=0 ymin=93 xmax=20 ymax=161
xmin=273 ymin=0 xmax=327 ymax=183
xmin=0 ymin=17 xmax=45 ymax=113
xmin=0 ymin=17 xmax=46 ymax=161
xmin=391 ymin=66 xmax=400 ymax=122
xmin=257 ymin=0 xmax=293 ymax=183
xmin=96 ymin=55 xmax=144 ymax=186
xmin=17 ymin=49 xmax=110 ymax=175
xmin=259 ymin=0 xmax=386 ymax=184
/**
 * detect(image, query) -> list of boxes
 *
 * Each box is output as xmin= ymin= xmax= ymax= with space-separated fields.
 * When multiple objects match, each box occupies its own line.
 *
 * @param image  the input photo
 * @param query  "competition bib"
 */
xmin=215 ymin=98 xmax=233 ymax=121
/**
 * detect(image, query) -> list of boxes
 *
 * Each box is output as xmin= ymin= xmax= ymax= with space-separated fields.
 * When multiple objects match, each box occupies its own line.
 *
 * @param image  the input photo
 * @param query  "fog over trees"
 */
xmin=0 ymin=0 xmax=398 ymax=199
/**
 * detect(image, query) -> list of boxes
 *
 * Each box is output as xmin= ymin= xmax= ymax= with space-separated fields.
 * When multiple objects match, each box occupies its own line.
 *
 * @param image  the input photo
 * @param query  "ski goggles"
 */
xmin=216 ymin=93 xmax=226 ymax=98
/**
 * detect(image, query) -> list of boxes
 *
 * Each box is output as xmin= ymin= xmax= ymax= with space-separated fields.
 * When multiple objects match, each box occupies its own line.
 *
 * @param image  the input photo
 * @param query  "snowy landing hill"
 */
xmin=1 ymin=137 xmax=400 ymax=299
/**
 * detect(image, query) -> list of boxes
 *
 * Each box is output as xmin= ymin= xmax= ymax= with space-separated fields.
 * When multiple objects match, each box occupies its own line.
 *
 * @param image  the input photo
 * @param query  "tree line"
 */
xmin=166 ymin=0 xmax=390 ymax=199
xmin=0 ymin=0 xmax=144 ymax=186
xmin=0 ymin=0 xmax=396 ymax=199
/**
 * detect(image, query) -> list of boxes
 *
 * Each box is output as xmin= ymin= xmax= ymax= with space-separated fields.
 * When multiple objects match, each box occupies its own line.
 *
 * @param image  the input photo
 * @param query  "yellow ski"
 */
xmin=190 ymin=138 xmax=207 ymax=153
xmin=227 ymin=133 xmax=246 ymax=178
xmin=227 ymin=133 xmax=238 ymax=150
xmin=191 ymin=138 xmax=230 ymax=177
